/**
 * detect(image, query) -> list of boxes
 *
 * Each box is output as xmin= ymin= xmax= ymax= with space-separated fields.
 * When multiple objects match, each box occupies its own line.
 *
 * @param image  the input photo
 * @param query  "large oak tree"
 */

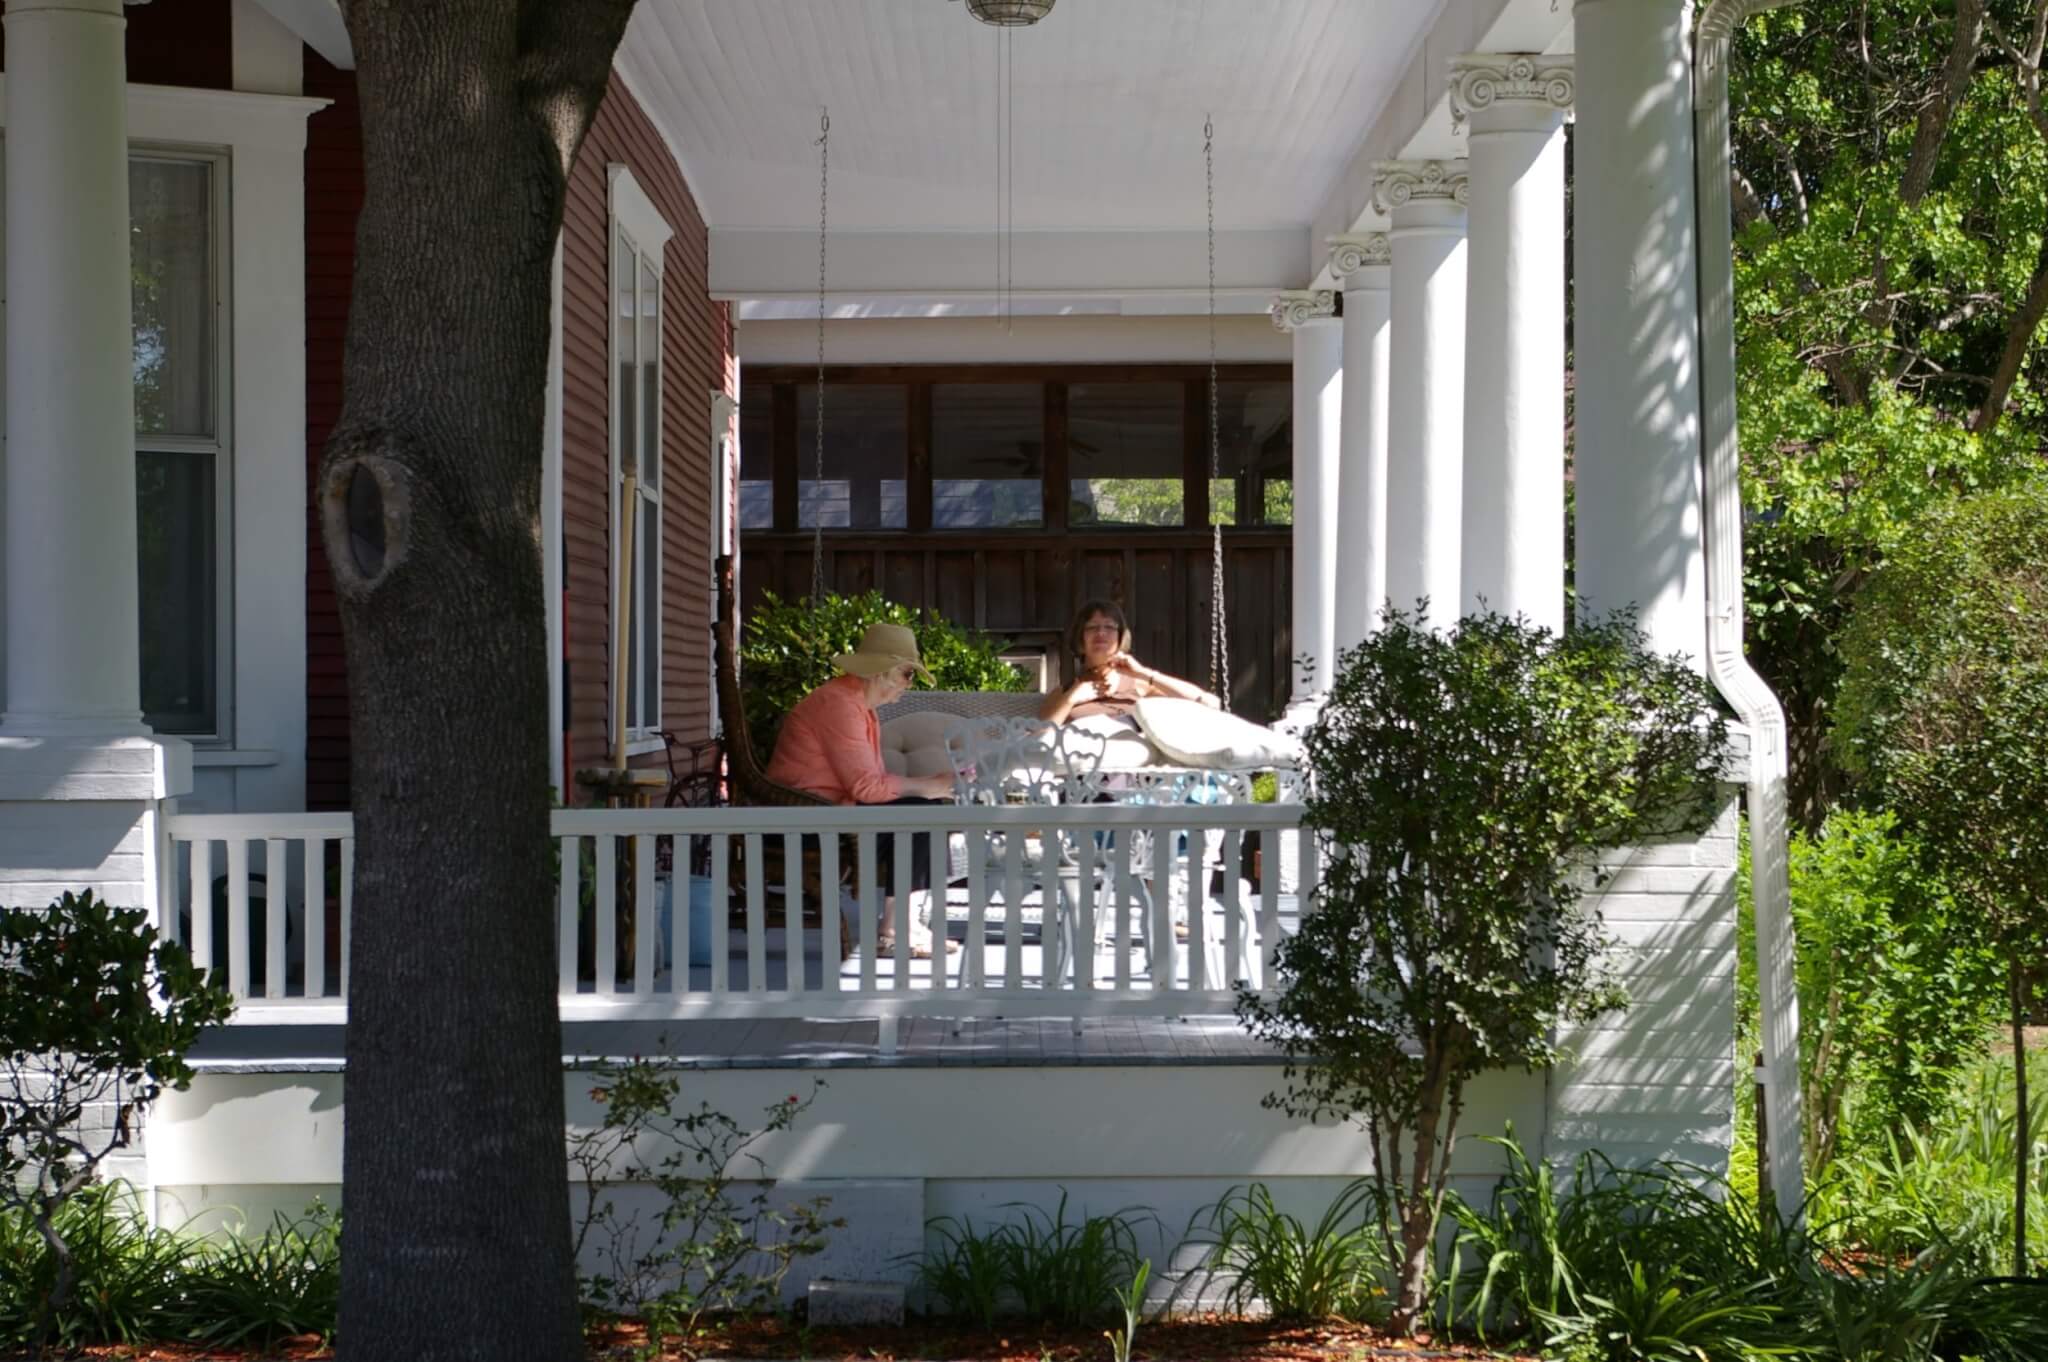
xmin=320 ymin=3 xmax=635 ymax=1357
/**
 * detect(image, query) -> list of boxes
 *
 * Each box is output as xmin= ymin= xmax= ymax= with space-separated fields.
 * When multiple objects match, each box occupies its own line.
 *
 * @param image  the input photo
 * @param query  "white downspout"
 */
xmin=1695 ymin=0 xmax=1804 ymax=1217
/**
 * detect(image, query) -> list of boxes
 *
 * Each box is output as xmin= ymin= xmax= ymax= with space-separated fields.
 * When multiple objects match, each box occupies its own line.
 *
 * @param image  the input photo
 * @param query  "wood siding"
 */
xmin=303 ymin=52 xmax=360 ymax=810
xmin=561 ymin=71 xmax=731 ymax=779
xmin=303 ymin=63 xmax=731 ymax=807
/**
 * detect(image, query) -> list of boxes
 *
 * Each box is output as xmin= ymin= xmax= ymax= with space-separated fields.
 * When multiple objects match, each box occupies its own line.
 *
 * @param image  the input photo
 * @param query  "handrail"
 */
xmin=1694 ymin=0 xmax=1805 ymax=1217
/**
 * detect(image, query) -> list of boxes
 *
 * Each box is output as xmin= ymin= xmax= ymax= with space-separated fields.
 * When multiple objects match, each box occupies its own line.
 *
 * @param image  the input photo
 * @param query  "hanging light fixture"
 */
xmin=961 ymin=0 xmax=1055 ymax=26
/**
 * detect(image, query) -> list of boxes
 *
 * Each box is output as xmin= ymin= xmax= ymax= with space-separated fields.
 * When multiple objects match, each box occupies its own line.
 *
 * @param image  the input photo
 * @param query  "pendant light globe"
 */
xmin=964 ymin=0 xmax=1055 ymax=26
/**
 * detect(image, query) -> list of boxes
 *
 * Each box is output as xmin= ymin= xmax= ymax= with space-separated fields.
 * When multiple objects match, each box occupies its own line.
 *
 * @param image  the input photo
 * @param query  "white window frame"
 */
xmin=132 ymin=145 xmax=236 ymax=744
xmin=608 ymin=165 xmax=672 ymax=748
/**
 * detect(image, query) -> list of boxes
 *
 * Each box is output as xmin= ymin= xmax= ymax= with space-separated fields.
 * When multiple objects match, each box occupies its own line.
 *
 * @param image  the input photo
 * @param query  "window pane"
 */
xmin=932 ymin=383 xmax=1043 ymax=529
xmin=131 ymin=159 xmax=214 ymax=438
xmin=137 ymin=450 xmax=215 ymax=734
xmin=1068 ymin=382 xmax=1182 ymax=527
xmin=639 ymin=496 xmax=660 ymax=727
xmin=638 ymin=256 xmax=661 ymax=489
xmin=615 ymin=230 xmax=637 ymax=481
xmin=1207 ymin=379 xmax=1291 ymax=526
xmin=738 ymin=388 xmax=773 ymax=530
xmin=796 ymin=384 xmax=907 ymax=529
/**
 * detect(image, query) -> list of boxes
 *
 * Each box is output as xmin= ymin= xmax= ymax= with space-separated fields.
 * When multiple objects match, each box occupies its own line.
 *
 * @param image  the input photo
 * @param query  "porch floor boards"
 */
xmin=185 ymin=1014 xmax=1284 ymax=1072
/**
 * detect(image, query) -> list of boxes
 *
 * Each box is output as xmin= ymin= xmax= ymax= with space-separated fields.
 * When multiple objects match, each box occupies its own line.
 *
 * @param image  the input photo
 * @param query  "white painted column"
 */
xmin=1327 ymin=234 xmax=1393 ymax=652
xmin=1269 ymin=291 xmax=1341 ymax=708
xmin=1 ymin=0 xmax=143 ymax=736
xmin=1376 ymin=161 xmax=1469 ymax=631
xmin=1453 ymin=56 xmax=1572 ymax=633
xmin=1573 ymin=0 xmax=1707 ymax=662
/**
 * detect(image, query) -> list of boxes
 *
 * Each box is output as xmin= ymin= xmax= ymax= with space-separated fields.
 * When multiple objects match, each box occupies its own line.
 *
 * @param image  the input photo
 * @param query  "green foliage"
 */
xmin=0 ymin=891 xmax=235 ymax=1349
xmin=1781 ymin=810 xmax=2001 ymax=1170
xmin=567 ymin=1058 xmax=840 ymax=1349
xmin=1106 ymin=1258 xmax=1148 ymax=1362
xmin=0 ymin=1185 xmax=340 ymax=1352
xmin=1723 ymin=2 xmax=2048 ymax=820
xmin=1446 ymin=1128 xmax=2048 ymax=1362
xmin=739 ymin=588 xmax=1028 ymax=757
xmin=910 ymin=1194 xmax=1153 ymax=1327
xmin=1237 ymin=606 xmax=1731 ymax=1333
xmin=171 ymin=1204 xmax=343 ymax=1350
xmin=1171 ymin=1179 xmax=1387 ymax=1322
xmin=1832 ymin=481 xmax=2048 ymax=1269
xmin=1812 ymin=1049 xmax=2048 ymax=1279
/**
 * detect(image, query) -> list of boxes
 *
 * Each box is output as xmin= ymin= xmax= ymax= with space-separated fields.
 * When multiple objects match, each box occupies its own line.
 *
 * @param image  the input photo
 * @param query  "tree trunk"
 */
xmin=2014 ymin=955 xmax=2032 ymax=1277
xmin=324 ymin=3 xmax=634 ymax=1359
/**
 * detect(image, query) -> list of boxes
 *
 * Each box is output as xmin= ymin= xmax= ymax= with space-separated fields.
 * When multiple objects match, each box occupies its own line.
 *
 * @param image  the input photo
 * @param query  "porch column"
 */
xmin=2 ymin=0 xmax=141 ymax=735
xmin=1269 ymin=291 xmax=1342 ymax=709
xmin=1452 ymin=56 xmax=1572 ymax=633
xmin=1376 ymin=161 xmax=1469 ymax=632
xmin=1572 ymin=0 xmax=1707 ymax=662
xmin=1328 ymin=234 xmax=1393 ymax=652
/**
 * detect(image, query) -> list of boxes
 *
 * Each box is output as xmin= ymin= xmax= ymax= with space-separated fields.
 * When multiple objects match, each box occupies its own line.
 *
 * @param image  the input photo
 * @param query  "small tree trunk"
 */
xmin=1389 ymin=1067 xmax=1450 ymax=1335
xmin=325 ymin=3 xmax=634 ymax=1359
xmin=2014 ymin=955 xmax=2031 ymax=1276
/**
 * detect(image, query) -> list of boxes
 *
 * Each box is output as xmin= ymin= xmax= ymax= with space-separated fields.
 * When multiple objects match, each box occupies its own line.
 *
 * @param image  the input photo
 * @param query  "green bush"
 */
xmin=1172 ymin=1179 xmax=1387 ymax=1322
xmin=0 ymin=1185 xmax=340 ymax=1352
xmin=911 ymin=1193 xmax=1154 ymax=1327
xmin=1238 ymin=607 xmax=1732 ymax=1335
xmin=1446 ymin=1128 xmax=2048 ymax=1362
xmin=739 ymin=588 xmax=1029 ymax=758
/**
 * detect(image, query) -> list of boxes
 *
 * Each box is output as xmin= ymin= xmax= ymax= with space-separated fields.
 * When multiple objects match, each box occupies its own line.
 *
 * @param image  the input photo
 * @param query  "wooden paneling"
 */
xmin=303 ymin=62 xmax=732 ymax=806
xmin=561 ymin=70 xmax=732 ymax=780
xmin=302 ymin=53 xmax=362 ymax=810
xmin=740 ymin=532 xmax=1294 ymax=722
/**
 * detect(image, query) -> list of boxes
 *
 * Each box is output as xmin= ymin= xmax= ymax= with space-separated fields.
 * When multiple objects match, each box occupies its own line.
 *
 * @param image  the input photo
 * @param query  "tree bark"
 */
xmin=324 ymin=3 xmax=634 ymax=1359
xmin=1973 ymin=224 xmax=2048 ymax=438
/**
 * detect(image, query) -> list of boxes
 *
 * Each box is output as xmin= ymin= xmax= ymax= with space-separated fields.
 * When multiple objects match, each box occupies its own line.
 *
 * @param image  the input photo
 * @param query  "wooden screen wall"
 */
xmin=739 ymin=363 xmax=1295 ymax=721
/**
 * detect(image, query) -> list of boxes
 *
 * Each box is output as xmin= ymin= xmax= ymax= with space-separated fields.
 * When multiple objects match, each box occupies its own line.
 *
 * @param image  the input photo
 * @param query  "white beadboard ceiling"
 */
xmin=615 ymin=0 xmax=1443 ymax=234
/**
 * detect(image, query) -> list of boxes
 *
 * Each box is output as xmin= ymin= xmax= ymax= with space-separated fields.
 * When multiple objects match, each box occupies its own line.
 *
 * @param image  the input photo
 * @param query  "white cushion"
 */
xmin=879 ymin=710 xmax=957 ymax=779
xmin=1133 ymin=698 xmax=1301 ymax=770
xmin=1062 ymin=713 xmax=1160 ymax=770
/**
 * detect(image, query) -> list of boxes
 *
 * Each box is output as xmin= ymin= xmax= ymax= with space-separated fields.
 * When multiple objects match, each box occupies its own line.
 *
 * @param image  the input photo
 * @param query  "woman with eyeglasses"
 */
xmin=765 ymin=623 xmax=958 ymax=957
xmin=1039 ymin=599 xmax=1220 ymax=726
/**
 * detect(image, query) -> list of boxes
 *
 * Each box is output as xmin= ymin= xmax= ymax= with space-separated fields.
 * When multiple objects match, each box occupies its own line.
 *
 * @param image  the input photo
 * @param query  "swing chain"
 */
xmin=1205 ymin=114 xmax=1230 ymax=711
xmin=812 ymin=109 xmax=830 ymax=604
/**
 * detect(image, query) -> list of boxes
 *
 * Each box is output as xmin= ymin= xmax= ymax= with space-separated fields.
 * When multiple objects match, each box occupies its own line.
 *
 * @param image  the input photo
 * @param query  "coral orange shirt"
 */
xmin=763 ymin=675 xmax=903 ymax=806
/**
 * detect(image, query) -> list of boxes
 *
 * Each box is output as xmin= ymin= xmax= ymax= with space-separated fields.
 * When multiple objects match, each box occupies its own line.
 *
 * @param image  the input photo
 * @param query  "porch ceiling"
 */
xmin=617 ymin=0 xmax=1441 ymax=235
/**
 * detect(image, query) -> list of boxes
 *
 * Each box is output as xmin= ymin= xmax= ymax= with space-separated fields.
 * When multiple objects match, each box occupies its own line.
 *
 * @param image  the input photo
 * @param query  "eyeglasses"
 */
xmin=892 ymin=665 xmax=918 ymax=683
xmin=1081 ymin=622 xmax=1122 ymax=636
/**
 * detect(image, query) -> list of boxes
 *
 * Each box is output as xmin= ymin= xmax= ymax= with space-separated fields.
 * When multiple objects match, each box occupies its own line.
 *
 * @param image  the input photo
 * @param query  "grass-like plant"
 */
xmin=1172 ymin=1179 xmax=1386 ymax=1321
xmin=173 ymin=1204 xmax=342 ymax=1349
xmin=909 ymin=1192 xmax=1153 ymax=1327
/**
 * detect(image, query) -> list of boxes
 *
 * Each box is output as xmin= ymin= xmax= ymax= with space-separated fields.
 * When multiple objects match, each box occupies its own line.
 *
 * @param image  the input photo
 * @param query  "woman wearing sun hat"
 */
xmin=765 ymin=623 xmax=958 ymax=956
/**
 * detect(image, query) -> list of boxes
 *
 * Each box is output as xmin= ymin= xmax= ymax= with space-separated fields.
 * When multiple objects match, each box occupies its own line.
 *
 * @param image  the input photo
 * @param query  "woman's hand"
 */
xmin=906 ymin=773 xmax=955 ymax=799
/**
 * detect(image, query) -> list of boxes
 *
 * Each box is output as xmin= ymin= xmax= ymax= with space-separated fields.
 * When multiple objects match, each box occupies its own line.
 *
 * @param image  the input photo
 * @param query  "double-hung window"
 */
xmin=609 ymin=167 xmax=670 ymax=741
xmin=132 ymin=152 xmax=230 ymax=737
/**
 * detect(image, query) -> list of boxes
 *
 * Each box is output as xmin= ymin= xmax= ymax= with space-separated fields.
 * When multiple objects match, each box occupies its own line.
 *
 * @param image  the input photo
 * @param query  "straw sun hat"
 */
xmin=833 ymin=623 xmax=934 ymax=685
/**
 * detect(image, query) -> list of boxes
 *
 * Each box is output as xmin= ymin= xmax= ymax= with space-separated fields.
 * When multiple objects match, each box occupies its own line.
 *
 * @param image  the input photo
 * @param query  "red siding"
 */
xmin=560 ymin=72 xmax=731 ymax=781
xmin=301 ymin=61 xmax=730 ymax=808
xmin=0 ymin=0 xmax=233 ymax=88
xmin=303 ymin=52 xmax=360 ymax=810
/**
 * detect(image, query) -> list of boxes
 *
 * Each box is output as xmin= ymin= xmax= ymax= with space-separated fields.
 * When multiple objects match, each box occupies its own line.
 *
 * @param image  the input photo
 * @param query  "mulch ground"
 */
xmin=60 ymin=1317 xmax=1539 ymax=1362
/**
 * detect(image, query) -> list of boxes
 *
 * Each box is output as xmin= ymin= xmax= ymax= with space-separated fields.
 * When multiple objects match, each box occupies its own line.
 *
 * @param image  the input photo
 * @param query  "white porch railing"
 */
xmin=159 ymin=804 xmax=1316 ymax=1039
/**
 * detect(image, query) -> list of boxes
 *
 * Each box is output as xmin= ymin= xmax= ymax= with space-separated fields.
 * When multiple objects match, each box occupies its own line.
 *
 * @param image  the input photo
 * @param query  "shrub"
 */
xmin=739 ymin=588 xmax=1028 ymax=757
xmin=1237 ymin=607 xmax=1731 ymax=1333
xmin=1834 ymin=481 xmax=2048 ymax=1273
xmin=1172 ymin=1179 xmax=1386 ymax=1322
xmin=910 ymin=1193 xmax=1154 ymax=1327
xmin=567 ymin=1057 xmax=839 ymax=1350
xmin=0 ymin=891 xmax=235 ymax=1349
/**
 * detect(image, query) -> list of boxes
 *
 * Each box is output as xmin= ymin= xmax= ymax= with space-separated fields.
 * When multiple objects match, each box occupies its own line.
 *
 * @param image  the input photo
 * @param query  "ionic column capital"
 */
xmin=1327 ymin=233 xmax=1392 ymax=285
xmin=1269 ymin=289 xmax=1337 ymax=333
xmin=1371 ymin=159 xmax=1470 ymax=216
xmin=1448 ymin=54 xmax=1575 ymax=131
